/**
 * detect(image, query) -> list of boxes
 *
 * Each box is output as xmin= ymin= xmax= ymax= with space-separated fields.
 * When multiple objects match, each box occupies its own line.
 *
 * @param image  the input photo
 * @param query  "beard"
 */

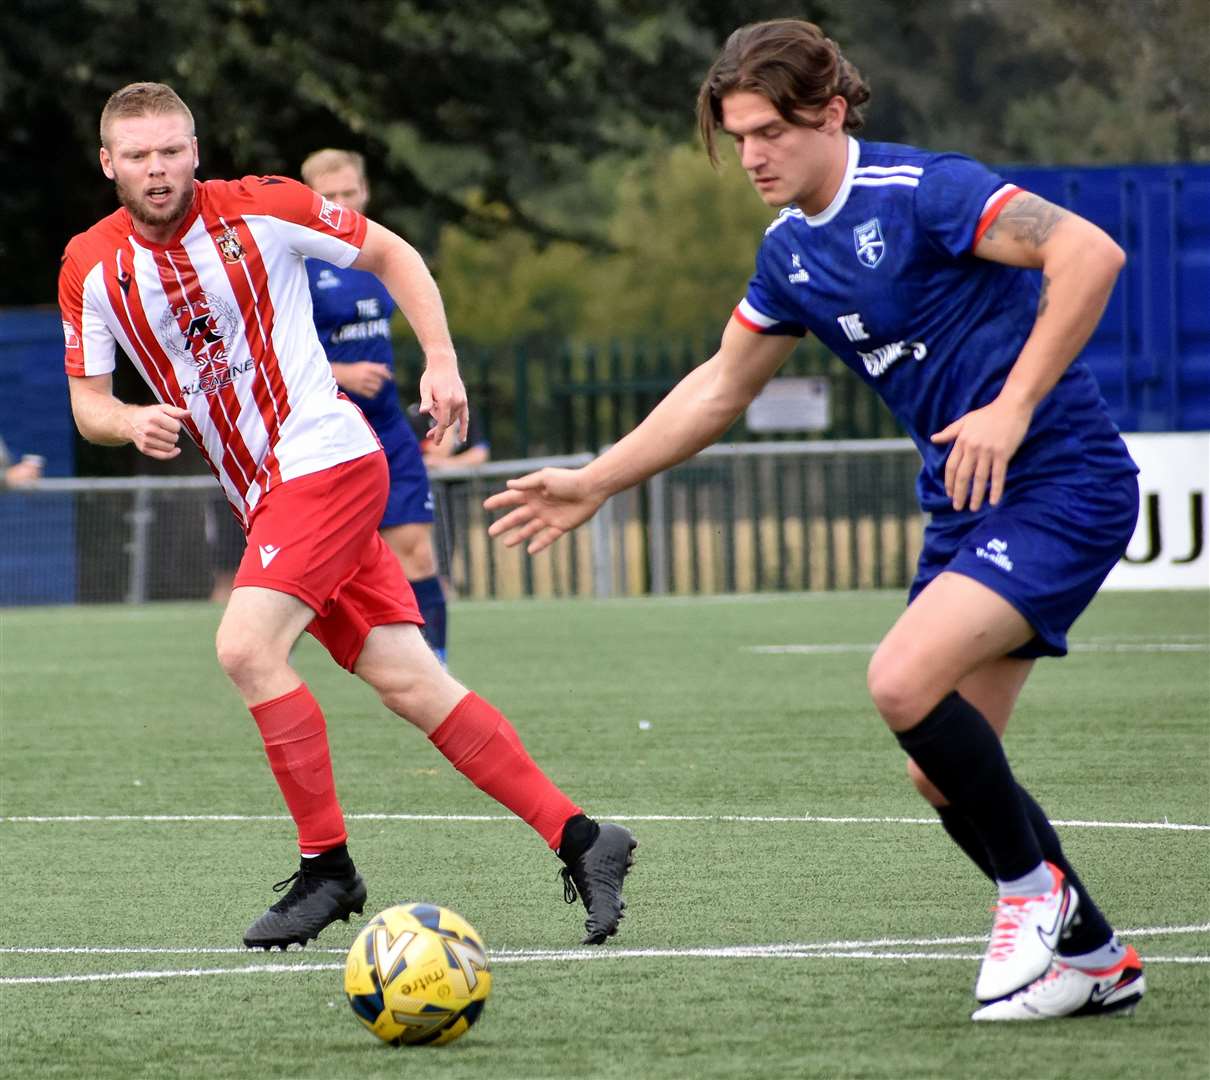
xmin=114 ymin=175 xmax=194 ymax=230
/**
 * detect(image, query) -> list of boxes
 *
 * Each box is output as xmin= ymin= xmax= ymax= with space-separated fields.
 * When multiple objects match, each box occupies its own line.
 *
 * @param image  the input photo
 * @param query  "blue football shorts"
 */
xmin=379 ymin=426 xmax=435 ymax=528
xmin=908 ymin=472 xmax=1140 ymax=658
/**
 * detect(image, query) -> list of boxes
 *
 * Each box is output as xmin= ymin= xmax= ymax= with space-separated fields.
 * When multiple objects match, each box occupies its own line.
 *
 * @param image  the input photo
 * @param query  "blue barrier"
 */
xmin=1001 ymin=163 xmax=1210 ymax=432
xmin=0 ymin=310 xmax=75 ymax=604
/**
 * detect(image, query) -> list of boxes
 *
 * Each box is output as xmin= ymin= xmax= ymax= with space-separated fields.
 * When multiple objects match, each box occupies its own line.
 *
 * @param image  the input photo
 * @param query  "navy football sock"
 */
xmin=894 ymin=692 xmax=1043 ymax=881
xmin=410 ymin=575 xmax=447 ymax=663
xmin=1016 ymin=785 xmax=1114 ymax=954
xmin=933 ymin=790 xmax=1113 ymax=952
xmin=935 ymin=804 xmax=995 ymax=880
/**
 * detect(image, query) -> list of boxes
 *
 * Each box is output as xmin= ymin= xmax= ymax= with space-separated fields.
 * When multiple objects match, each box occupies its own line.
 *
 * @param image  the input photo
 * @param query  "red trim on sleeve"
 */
xmin=732 ymin=305 xmax=765 ymax=334
xmin=972 ymin=186 xmax=1024 ymax=250
xmin=58 ymin=247 xmax=87 ymax=376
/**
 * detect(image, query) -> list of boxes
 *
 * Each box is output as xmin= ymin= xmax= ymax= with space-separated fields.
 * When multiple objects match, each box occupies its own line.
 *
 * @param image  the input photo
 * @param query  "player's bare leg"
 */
xmin=355 ymin=623 xmax=637 ymax=943
xmin=219 ymin=586 xmax=366 ymax=950
xmin=351 ymin=621 xmax=463 ymax=732
xmin=868 ymin=573 xmax=1077 ymax=1001
xmin=382 ymin=523 xmax=439 ymax=581
xmin=215 ymin=586 xmax=316 ymax=705
xmin=381 ymin=522 xmax=448 ymax=664
xmin=868 ymin=573 xmax=1034 ymax=731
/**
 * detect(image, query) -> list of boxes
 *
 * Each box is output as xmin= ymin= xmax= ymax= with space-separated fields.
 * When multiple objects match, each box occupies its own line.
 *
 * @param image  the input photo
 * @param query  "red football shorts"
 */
xmin=233 ymin=450 xmax=422 ymax=670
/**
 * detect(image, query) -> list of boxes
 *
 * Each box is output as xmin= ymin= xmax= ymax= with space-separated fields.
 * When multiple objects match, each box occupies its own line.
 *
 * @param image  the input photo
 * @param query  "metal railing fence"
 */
xmin=392 ymin=337 xmax=905 ymax=458
xmin=2 ymin=440 xmax=923 ymax=605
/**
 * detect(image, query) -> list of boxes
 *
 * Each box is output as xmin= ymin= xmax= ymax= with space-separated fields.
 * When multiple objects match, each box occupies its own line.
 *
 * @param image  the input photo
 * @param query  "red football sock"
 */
xmin=429 ymin=692 xmax=581 ymax=849
xmin=250 ymin=683 xmax=347 ymax=854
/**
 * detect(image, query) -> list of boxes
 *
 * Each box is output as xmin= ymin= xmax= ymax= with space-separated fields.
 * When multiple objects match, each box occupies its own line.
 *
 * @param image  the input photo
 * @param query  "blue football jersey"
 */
xmin=737 ymin=137 xmax=1136 ymax=513
xmin=307 ymin=260 xmax=411 ymax=452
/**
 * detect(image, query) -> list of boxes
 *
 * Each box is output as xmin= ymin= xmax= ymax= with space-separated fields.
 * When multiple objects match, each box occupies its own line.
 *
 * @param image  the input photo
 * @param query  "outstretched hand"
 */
xmin=484 ymin=467 xmax=606 ymax=554
xmin=930 ymin=395 xmax=1033 ymax=511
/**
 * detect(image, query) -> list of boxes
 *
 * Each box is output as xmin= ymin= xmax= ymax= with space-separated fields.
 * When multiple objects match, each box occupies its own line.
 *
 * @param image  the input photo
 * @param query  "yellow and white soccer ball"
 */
xmin=344 ymin=902 xmax=491 ymax=1047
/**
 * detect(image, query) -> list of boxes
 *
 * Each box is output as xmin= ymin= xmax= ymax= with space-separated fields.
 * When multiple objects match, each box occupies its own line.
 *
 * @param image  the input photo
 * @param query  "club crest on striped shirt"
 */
xmin=215 ymin=226 xmax=245 ymax=264
xmin=853 ymin=218 xmax=885 ymax=268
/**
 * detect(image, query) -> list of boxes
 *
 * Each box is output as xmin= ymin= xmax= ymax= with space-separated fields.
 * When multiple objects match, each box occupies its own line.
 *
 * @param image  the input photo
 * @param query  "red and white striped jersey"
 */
xmin=58 ymin=176 xmax=382 ymax=523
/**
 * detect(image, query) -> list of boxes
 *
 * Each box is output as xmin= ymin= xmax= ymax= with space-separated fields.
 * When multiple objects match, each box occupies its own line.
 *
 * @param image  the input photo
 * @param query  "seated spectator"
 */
xmin=0 ymin=435 xmax=43 ymax=489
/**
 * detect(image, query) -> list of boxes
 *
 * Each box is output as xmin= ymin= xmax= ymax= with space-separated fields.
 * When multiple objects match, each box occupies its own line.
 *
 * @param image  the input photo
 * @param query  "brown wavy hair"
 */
xmin=696 ymin=20 xmax=870 ymax=165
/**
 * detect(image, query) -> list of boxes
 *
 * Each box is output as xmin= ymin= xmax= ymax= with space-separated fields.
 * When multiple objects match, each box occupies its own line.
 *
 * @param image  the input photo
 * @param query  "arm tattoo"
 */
xmin=983 ymin=193 xmax=1067 ymax=248
xmin=1036 ymin=274 xmax=1051 ymax=319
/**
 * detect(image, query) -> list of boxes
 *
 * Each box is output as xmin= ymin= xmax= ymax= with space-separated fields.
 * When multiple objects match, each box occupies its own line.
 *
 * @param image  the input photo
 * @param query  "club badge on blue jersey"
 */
xmin=853 ymin=218 xmax=885 ymax=268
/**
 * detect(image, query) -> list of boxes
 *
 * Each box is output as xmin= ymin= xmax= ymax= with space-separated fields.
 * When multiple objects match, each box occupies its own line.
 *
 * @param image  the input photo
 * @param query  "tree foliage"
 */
xmin=3 ymin=0 xmax=1203 ymax=324
xmin=0 ymin=0 xmax=802 ymax=303
xmin=438 ymin=141 xmax=772 ymax=345
xmin=433 ymin=0 xmax=1209 ymax=343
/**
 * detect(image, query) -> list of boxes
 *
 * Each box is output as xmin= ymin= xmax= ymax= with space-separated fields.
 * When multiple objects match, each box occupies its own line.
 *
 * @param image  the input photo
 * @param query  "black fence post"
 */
xmin=514 ymin=344 xmax=530 ymax=459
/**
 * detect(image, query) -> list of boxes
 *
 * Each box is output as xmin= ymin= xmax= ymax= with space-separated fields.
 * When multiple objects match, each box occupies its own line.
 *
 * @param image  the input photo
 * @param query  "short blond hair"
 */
xmin=300 ymin=149 xmax=366 ymax=187
xmin=100 ymin=82 xmax=194 ymax=148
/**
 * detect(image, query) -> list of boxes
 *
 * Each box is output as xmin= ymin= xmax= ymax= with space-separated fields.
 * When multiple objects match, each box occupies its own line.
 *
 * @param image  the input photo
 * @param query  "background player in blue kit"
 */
xmin=486 ymin=19 xmax=1146 ymax=1021
xmin=301 ymin=149 xmax=449 ymax=664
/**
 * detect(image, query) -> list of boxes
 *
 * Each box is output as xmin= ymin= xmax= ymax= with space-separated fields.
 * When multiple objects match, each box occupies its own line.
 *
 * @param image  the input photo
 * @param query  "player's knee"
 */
xmin=358 ymin=655 xmax=435 ymax=720
xmin=866 ymin=651 xmax=930 ymax=728
xmin=402 ymin=550 xmax=438 ymax=580
xmin=215 ymin=627 xmax=273 ymax=689
xmin=355 ymin=623 xmax=462 ymax=729
xmin=377 ymin=671 xmax=461 ymax=731
xmin=905 ymin=757 xmax=948 ymax=807
xmin=390 ymin=529 xmax=437 ymax=580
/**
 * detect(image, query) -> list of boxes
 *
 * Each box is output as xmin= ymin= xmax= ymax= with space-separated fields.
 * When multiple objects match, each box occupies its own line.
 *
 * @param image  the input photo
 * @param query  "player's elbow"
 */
xmin=68 ymin=405 xmax=100 ymax=443
xmin=1071 ymin=225 xmax=1125 ymax=281
xmin=1095 ymin=231 xmax=1126 ymax=276
xmin=1089 ymin=235 xmax=1126 ymax=302
xmin=1046 ymin=225 xmax=1125 ymax=300
xmin=704 ymin=367 xmax=762 ymax=420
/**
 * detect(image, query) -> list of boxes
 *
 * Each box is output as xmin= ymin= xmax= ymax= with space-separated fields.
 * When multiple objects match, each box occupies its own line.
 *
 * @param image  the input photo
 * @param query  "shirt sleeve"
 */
xmin=58 ymin=244 xmax=116 ymax=378
xmin=235 ymin=175 xmax=369 ymax=267
xmin=732 ymin=237 xmax=808 ymax=337
xmin=914 ymin=154 xmax=1022 ymax=258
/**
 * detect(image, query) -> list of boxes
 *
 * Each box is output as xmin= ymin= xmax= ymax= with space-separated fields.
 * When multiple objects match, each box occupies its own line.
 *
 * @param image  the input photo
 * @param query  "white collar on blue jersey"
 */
xmin=801 ymin=135 xmax=860 ymax=228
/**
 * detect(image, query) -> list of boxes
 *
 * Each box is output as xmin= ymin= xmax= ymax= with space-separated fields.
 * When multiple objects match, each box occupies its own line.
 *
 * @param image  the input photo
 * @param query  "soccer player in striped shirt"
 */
xmin=59 ymin=82 xmax=636 ymax=950
xmin=486 ymin=20 xmax=1145 ymax=1020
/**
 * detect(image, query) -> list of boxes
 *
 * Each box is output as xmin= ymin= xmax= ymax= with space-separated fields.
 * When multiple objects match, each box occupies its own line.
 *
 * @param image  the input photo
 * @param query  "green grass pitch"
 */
xmin=1 ymin=589 xmax=1207 ymax=1079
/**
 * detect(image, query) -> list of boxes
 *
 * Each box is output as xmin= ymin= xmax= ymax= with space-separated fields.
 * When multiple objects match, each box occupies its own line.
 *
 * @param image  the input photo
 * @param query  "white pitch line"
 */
xmin=5 ymin=923 xmax=1207 ymax=959
xmin=746 ymin=642 xmax=1209 ymax=655
xmin=4 ymin=948 xmax=1209 ymax=986
xmin=0 ymin=965 xmax=344 ymax=986
xmin=2 ymin=811 xmax=1206 ymax=831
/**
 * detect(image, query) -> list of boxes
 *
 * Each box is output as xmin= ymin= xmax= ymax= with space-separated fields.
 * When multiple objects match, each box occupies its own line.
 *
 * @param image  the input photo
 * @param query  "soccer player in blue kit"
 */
xmin=301 ymin=149 xmax=449 ymax=663
xmin=486 ymin=19 xmax=1146 ymax=1021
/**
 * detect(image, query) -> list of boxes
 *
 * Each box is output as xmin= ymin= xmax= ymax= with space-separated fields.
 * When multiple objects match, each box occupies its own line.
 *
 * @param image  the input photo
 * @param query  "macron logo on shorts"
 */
xmin=258 ymin=544 xmax=282 ymax=569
